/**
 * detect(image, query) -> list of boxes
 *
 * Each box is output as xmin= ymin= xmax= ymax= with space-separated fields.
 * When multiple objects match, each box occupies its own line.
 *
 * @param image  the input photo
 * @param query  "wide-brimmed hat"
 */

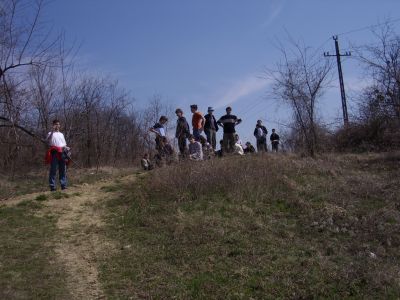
xmin=207 ymin=106 xmax=214 ymax=112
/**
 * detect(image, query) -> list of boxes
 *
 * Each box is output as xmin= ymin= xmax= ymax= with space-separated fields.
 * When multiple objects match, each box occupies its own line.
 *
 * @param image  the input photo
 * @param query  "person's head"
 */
xmin=159 ymin=116 xmax=168 ymax=124
xmin=190 ymin=104 xmax=198 ymax=113
xmin=226 ymin=106 xmax=232 ymax=114
xmin=207 ymin=106 xmax=214 ymax=115
xmin=272 ymin=128 xmax=276 ymax=133
xmin=246 ymin=142 xmax=251 ymax=147
xmin=257 ymin=120 xmax=262 ymax=126
xmin=234 ymin=133 xmax=239 ymax=141
xmin=52 ymin=119 xmax=61 ymax=131
xmin=143 ymin=153 xmax=149 ymax=159
xmin=188 ymin=134 xmax=196 ymax=143
xmin=175 ymin=108 xmax=183 ymax=117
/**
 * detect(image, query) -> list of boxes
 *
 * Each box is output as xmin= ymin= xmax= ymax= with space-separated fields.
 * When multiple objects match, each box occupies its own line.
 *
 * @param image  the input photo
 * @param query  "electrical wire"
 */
xmin=336 ymin=17 xmax=400 ymax=37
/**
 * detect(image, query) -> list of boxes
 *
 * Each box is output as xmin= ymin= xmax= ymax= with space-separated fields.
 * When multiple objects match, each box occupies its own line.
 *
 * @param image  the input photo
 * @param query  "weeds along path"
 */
xmin=5 ymin=173 xmax=137 ymax=300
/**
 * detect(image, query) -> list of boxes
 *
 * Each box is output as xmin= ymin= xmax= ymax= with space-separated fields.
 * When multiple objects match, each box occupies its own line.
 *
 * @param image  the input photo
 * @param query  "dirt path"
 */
xmin=6 ymin=174 xmax=137 ymax=299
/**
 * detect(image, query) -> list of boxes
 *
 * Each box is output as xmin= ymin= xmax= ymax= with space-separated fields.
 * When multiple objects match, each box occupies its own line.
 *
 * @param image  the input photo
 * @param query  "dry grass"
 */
xmin=100 ymin=152 xmax=400 ymax=298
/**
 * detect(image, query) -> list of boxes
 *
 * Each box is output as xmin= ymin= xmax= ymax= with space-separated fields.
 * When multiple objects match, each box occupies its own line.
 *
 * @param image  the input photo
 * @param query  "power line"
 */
xmin=336 ymin=17 xmax=400 ymax=37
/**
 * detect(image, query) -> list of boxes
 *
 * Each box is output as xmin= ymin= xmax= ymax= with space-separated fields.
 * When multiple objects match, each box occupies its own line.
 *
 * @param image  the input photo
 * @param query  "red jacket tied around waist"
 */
xmin=45 ymin=146 xmax=64 ymax=165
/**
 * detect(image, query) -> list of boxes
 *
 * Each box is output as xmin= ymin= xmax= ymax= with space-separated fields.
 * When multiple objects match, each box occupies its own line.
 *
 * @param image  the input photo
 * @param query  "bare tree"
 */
xmin=0 ymin=0 xmax=59 ymax=81
xmin=0 ymin=0 xmax=165 ymax=174
xmin=266 ymin=39 xmax=333 ymax=156
xmin=355 ymin=23 xmax=400 ymax=120
xmin=139 ymin=94 xmax=174 ymax=153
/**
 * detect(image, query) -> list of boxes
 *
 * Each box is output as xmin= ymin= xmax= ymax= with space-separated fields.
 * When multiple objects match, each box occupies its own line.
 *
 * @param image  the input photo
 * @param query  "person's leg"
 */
xmin=211 ymin=130 xmax=217 ymax=150
xmin=59 ymin=159 xmax=67 ymax=189
xmin=263 ymin=139 xmax=268 ymax=152
xmin=256 ymin=139 xmax=262 ymax=152
xmin=205 ymin=130 xmax=211 ymax=144
xmin=178 ymin=136 xmax=186 ymax=156
xmin=223 ymin=134 xmax=229 ymax=153
xmin=49 ymin=152 xmax=58 ymax=191
xmin=228 ymin=133 xmax=235 ymax=153
xmin=194 ymin=128 xmax=202 ymax=141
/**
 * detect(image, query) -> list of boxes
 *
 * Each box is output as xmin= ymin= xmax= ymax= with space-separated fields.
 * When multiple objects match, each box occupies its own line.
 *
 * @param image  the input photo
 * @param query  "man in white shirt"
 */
xmin=46 ymin=119 xmax=68 ymax=191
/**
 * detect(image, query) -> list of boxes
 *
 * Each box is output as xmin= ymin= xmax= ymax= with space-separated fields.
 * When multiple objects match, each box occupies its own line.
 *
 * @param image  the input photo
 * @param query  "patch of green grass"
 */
xmin=51 ymin=191 xmax=70 ymax=200
xmin=0 ymin=202 xmax=69 ymax=299
xmin=35 ymin=194 xmax=48 ymax=202
xmin=99 ymin=155 xmax=400 ymax=299
xmin=100 ymin=185 xmax=121 ymax=193
xmin=16 ymin=200 xmax=43 ymax=209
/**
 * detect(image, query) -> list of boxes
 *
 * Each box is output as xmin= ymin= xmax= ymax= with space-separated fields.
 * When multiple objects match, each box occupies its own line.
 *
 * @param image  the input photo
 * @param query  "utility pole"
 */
xmin=324 ymin=35 xmax=351 ymax=126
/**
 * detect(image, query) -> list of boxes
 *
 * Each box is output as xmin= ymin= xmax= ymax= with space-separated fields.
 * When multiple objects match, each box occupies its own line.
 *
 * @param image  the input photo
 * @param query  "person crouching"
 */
xmin=188 ymin=135 xmax=203 ymax=161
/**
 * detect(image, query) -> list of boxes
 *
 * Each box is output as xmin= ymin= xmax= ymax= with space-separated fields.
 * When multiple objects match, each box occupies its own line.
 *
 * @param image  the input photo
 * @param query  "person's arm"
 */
xmin=149 ymin=127 xmax=161 ymax=136
xmin=262 ymin=126 xmax=268 ymax=135
xmin=217 ymin=117 xmax=223 ymax=127
xmin=214 ymin=116 xmax=219 ymax=131
xmin=236 ymin=117 xmax=242 ymax=125
xmin=200 ymin=115 xmax=206 ymax=130
xmin=46 ymin=131 xmax=53 ymax=145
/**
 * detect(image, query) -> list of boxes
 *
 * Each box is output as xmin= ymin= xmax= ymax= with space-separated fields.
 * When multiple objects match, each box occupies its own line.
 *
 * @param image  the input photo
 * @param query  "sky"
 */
xmin=46 ymin=0 xmax=400 ymax=148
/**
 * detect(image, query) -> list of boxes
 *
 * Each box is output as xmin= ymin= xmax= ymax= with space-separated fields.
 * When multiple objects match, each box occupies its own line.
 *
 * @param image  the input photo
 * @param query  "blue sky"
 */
xmin=47 ymin=0 xmax=400 ymax=147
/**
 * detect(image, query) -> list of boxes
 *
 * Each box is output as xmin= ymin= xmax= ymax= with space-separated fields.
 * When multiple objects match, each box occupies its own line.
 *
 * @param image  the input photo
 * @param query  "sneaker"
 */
xmin=50 ymin=188 xmax=56 ymax=192
xmin=61 ymin=187 xmax=67 ymax=190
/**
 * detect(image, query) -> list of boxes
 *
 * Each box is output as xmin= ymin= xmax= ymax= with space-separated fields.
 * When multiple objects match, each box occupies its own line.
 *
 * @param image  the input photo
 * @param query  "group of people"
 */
xmin=43 ymin=112 xmax=280 ymax=190
xmin=142 ymin=105 xmax=280 ymax=170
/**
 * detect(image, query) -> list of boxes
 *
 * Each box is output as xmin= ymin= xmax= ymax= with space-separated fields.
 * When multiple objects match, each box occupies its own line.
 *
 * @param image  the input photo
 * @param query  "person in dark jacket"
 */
xmin=204 ymin=106 xmax=219 ymax=150
xmin=175 ymin=108 xmax=190 ymax=157
xmin=244 ymin=142 xmax=256 ymax=154
xmin=217 ymin=106 xmax=242 ymax=153
xmin=270 ymin=128 xmax=280 ymax=152
xmin=253 ymin=120 xmax=268 ymax=152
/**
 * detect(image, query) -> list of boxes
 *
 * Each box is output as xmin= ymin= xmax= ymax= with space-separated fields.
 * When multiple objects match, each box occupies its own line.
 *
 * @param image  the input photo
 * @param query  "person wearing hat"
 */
xmin=217 ymin=106 xmax=242 ymax=153
xmin=204 ymin=106 xmax=219 ymax=150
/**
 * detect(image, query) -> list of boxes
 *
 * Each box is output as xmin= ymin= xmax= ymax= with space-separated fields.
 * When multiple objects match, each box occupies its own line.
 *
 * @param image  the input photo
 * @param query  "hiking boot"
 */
xmin=50 ymin=187 xmax=56 ymax=192
xmin=61 ymin=186 xmax=67 ymax=191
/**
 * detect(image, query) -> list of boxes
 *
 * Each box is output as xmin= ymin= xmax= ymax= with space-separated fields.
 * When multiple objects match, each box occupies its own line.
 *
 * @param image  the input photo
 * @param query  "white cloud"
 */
xmin=261 ymin=0 xmax=285 ymax=29
xmin=213 ymin=76 xmax=271 ymax=109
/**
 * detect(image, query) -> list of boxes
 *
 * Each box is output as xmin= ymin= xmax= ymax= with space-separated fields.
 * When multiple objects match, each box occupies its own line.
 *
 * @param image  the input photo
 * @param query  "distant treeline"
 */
xmin=1 ymin=0 xmax=399 ymax=175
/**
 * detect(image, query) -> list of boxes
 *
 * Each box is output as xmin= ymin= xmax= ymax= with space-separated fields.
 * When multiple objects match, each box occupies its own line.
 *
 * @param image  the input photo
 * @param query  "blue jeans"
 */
xmin=193 ymin=128 xmax=202 ymax=141
xmin=49 ymin=152 xmax=67 ymax=190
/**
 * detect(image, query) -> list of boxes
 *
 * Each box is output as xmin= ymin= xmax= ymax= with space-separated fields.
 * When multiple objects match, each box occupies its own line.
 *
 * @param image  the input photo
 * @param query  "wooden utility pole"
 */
xmin=324 ymin=36 xmax=351 ymax=126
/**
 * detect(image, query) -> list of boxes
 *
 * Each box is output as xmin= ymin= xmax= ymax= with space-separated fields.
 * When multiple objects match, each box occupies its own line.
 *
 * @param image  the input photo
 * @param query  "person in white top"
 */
xmin=46 ymin=119 xmax=68 ymax=191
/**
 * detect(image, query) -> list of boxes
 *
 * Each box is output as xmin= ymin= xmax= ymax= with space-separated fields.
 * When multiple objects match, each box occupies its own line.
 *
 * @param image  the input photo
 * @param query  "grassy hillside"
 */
xmin=100 ymin=153 xmax=400 ymax=299
xmin=1 ymin=153 xmax=399 ymax=299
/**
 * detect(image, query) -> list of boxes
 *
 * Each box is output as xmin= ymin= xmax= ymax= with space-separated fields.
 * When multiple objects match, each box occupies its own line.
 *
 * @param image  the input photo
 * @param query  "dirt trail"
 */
xmin=6 ymin=173 xmax=137 ymax=299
